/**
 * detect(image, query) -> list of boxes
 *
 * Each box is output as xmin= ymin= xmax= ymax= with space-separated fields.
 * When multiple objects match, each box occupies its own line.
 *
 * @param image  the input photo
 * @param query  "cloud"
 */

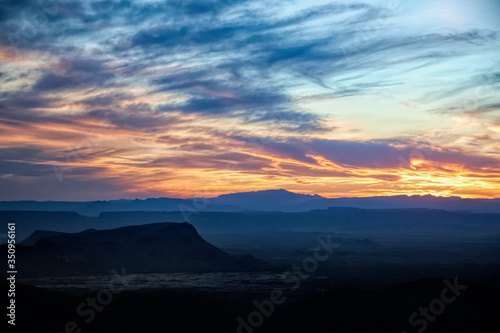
xmin=33 ymin=57 xmax=115 ymax=91
xmin=0 ymin=94 xmax=57 ymax=111
xmin=85 ymin=108 xmax=185 ymax=130
xmin=78 ymin=93 xmax=133 ymax=107
xmin=0 ymin=173 xmax=131 ymax=201
xmin=231 ymin=136 xmax=500 ymax=172
xmin=1 ymin=0 xmax=497 ymax=133
xmin=145 ymin=151 xmax=271 ymax=171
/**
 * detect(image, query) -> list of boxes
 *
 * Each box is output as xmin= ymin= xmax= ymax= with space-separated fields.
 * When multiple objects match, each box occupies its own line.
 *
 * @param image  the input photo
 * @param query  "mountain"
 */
xmin=4 ymin=207 xmax=500 ymax=245
xmin=0 ymin=211 xmax=94 ymax=241
xmin=12 ymin=222 xmax=267 ymax=277
xmin=208 ymin=189 xmax=324 ymax=211
xmin=0 ymin=198 xmax=240 ymax=216
xmin=294 ymin=194 xmax=500 ymax=214
xmin=0 ymin=190 xmax=499 ymax=216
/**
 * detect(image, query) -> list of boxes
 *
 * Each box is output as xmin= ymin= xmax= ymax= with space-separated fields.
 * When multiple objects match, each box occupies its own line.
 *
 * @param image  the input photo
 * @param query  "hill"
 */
xmin=11 ymin=222 xmax=267 ymax=277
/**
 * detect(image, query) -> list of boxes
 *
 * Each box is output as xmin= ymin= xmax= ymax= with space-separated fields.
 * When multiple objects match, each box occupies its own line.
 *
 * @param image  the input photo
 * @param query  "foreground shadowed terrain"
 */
xmin=2 ymin=204 xmax=500 ymax=332
xmin=10 ymin=278 xmax=500 ymax=333
xmin=4 ymin=207 xmax=500 ymax=288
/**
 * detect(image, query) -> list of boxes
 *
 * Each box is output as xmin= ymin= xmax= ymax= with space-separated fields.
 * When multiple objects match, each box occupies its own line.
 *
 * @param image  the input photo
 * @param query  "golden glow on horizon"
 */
xmin=0 ymin=81 xmax=498 ymax=200
xmin=2 ymin=115 xmax=497 ymax=199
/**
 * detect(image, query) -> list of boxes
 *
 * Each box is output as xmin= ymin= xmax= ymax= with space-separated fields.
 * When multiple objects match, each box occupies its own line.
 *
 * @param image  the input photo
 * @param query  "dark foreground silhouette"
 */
xmin=10 ymin=278 xmax=500 ymax=333
xmin=10 ymin=222 xmax=266 ymax=277
xmin=3 ymin=210 xmax=499 ymax=332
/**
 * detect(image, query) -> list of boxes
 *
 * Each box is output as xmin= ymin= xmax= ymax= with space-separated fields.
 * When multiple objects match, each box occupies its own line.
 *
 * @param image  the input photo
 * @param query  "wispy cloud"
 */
xmin=0 ymin=0 xmax=498 ymax=199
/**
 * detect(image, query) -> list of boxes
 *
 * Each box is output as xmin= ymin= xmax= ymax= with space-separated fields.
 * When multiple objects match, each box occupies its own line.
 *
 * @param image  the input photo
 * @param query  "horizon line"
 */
xmin=1 ymin=189 xmax=499 ymax=202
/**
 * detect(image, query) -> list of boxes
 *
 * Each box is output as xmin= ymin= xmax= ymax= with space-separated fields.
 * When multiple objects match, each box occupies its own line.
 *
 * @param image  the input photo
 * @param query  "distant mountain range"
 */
xmin=1 ymin=189 xmax=499 ymax=216
xmin=11 ymin=222 xmax=267 ymax=277
xmin=3 ymin=206 xmax=500 ymax=244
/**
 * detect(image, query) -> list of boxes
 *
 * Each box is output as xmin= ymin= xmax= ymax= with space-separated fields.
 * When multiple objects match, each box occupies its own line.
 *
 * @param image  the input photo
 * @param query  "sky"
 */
xmin=0 ymin=0 xmax=499 ymax=200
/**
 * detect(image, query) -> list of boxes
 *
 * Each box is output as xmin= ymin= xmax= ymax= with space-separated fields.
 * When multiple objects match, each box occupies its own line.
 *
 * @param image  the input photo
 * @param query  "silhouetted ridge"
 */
xmin=1 ymin=191 xmax=499 ymax=216
xmin=12 ymin=222 xmax=267 ymax=277
xmin=20 ymin=230 xmax=66 ymax=246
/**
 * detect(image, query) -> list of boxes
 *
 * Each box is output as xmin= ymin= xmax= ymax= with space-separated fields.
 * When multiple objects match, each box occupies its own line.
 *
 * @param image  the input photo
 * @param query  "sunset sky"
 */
xmin=0 ymin=0 xmax=499 ymax=200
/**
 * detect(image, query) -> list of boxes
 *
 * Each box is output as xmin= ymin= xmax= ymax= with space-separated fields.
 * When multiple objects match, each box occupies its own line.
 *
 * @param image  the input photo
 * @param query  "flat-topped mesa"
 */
xmin=14 ymin=222 xmax=267 ymax=277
